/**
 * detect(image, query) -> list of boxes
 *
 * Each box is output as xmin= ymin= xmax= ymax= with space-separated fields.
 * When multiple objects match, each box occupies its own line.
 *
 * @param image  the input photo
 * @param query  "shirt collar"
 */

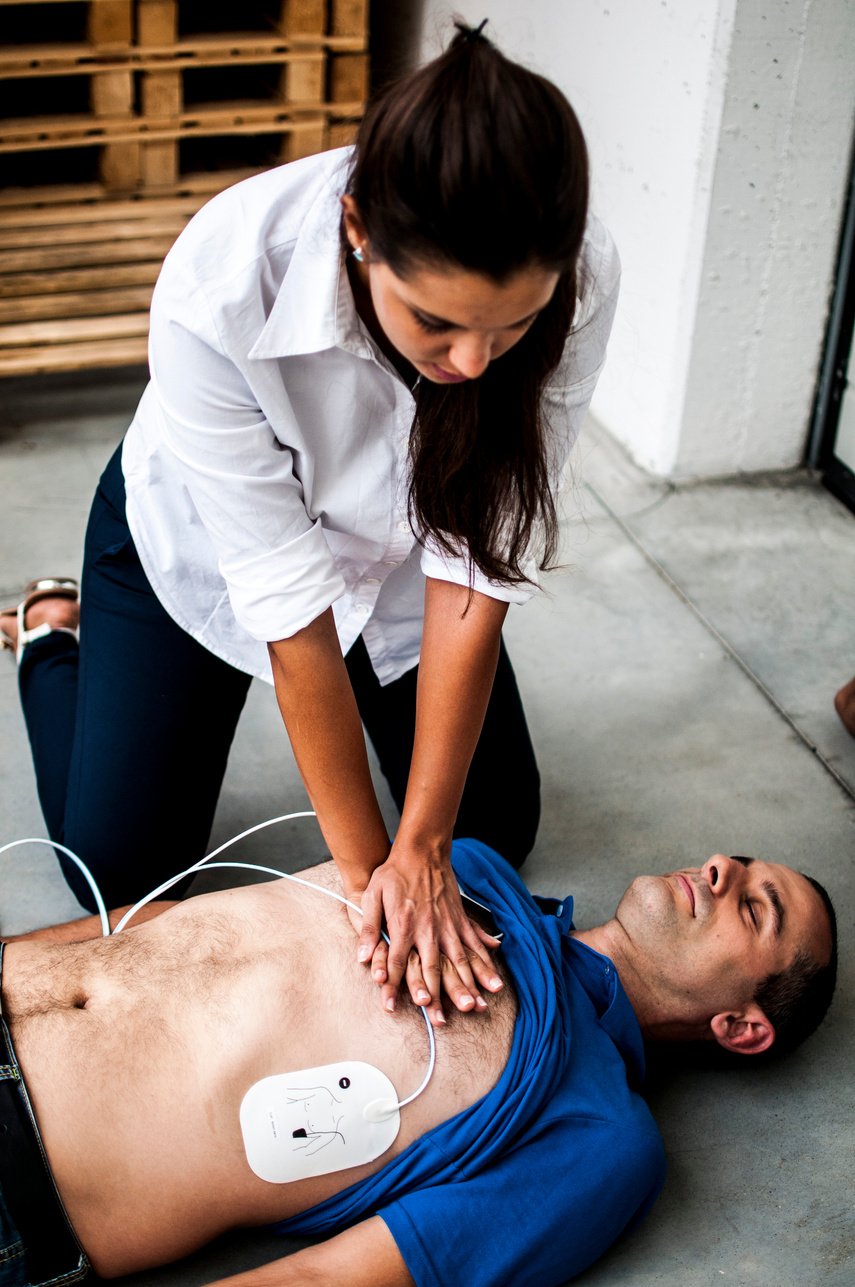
xmin=564 ymin=931 xmax=648 ymax=1089
xmin=248 ymin=158 xmax=374 ymax=363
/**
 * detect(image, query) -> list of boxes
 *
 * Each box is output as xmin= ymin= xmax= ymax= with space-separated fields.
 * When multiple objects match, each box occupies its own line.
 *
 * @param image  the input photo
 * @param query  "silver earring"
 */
xmin=353 ymin=246 xmax=365 ymax=263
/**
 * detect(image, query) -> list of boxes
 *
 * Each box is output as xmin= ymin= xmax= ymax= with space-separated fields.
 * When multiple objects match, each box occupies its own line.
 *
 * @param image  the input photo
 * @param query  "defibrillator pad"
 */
xmin=240 ymin=1060 xmax=401 ymax=1183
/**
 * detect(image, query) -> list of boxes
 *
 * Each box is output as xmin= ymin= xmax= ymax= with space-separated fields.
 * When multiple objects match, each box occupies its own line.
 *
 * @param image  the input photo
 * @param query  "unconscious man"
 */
xmin=0 ymin=836 xmax=836 ymax=1287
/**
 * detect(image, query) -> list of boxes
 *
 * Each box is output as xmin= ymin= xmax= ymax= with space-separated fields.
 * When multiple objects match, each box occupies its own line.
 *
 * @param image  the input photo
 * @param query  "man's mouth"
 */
xmin=676 ymin=874 xmax=696 ymax=915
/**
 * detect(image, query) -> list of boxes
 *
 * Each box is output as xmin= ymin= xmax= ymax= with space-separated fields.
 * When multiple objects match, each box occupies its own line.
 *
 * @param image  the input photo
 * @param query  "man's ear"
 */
xmin=340 ymin=195 xmax=368 ymax=254
xmin=710 ymin=1006 xmax=775 ymax=1056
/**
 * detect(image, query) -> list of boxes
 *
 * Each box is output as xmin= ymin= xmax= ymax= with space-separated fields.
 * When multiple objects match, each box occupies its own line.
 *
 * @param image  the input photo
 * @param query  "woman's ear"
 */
xmin=710 ymin=1006 xmax=775 ymax=1056
xmin=340 ymin=195 xmax=368 ymax=255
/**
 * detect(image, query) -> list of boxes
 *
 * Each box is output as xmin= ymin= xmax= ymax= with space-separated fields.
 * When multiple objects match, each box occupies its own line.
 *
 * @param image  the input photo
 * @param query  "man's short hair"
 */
xmin=751 ymin=873 xmax=838 ymax=1061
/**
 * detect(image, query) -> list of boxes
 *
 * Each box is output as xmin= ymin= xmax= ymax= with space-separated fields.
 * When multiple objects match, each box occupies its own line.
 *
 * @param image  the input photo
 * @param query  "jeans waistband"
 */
xmin=0 ymin=943 xmax=89 ymax=1285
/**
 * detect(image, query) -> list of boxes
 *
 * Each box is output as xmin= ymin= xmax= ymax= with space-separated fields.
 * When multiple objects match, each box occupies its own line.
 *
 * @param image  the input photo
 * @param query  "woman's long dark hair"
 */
xmin=346 ymin=23 xmax=590 ymax=585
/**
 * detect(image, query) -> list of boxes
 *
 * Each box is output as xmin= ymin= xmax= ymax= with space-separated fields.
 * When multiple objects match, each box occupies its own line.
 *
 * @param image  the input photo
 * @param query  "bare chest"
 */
xmin=5 ymin=882 xmax=515 ymax=1275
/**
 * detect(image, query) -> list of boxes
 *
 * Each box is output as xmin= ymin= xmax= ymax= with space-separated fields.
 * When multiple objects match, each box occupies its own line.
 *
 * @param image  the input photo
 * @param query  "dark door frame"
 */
xmin=809 ymin=144 xmax=855 ymax=515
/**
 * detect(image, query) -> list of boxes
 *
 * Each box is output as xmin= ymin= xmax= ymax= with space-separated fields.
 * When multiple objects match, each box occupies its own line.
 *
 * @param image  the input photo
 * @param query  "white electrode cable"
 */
xmin=113 ymin=810 xmax=318 ymax=933
xmin=0 ymin=837 xmax=111 ymax=937
xmin=195 ymin=860 xmax=436 ymax=1114
xmin=2 ymin=815 xmax=435 ymax=1117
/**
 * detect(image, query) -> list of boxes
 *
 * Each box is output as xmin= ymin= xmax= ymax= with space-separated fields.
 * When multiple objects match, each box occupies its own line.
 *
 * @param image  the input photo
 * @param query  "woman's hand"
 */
xmin=351 ymin=844 xmax=503 ymax=1027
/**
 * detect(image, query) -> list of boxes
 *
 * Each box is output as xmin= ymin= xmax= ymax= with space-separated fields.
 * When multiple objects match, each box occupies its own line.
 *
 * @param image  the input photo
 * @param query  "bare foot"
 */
xmin=0 ymin=594 xmax=80 ymax=654
xmin=834 ymin=677 xmax=855 ymax=737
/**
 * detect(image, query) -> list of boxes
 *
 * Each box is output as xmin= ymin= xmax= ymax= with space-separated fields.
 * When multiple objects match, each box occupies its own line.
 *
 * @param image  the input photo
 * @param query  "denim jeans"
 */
xmin=0 ymin=946 xmax=89 ymax=1286
xmin=0 ymin=1189 xmax=26 ymax=1287
xmin=18 ymin=443 xmax=541 ymax=911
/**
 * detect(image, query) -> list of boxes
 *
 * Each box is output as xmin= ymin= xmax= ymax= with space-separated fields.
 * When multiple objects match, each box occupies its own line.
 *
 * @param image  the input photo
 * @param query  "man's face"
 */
xmin=614 ymin=855 xmax=831 ymax=1025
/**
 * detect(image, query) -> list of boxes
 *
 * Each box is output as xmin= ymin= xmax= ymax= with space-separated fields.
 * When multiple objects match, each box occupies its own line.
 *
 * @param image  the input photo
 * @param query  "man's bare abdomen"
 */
xmin=4 ymin=867 xmax=515 ymax=1277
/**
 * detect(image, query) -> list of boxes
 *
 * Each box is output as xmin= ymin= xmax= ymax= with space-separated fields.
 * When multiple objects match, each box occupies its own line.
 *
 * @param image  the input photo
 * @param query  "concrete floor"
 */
xmin=1 ymin=369 xmax=853 ymax=1286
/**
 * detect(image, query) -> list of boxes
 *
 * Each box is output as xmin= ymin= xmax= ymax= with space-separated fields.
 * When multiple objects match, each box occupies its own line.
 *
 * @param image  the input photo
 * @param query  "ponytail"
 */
xmin=347 ymin=23 xmax=589 ymax=584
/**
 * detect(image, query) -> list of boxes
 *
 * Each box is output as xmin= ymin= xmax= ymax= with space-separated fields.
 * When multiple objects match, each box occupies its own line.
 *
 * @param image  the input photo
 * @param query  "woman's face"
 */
xmin=361 ymin=257 xmax=560 ymax=384
xmin=342 ymin=197 xmax=559 ymax=384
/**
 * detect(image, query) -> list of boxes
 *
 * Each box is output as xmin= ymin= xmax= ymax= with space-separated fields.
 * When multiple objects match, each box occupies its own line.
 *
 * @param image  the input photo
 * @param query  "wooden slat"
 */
xmin=330 ymin=52 xmax=368 ymax=103
xmin=330 ymin=0 xmax=369 ymax=39
xmin=0 ymin=285 xmax=154 ymax=325
xmin=283 ymin=56 xmax=325 ymax=102
xmin=0 ymin=183 xmax=107 ymax=209
xmin=88 ymin=0 xmax=134 ymax=50
xmin=137 ymin=0 xmax=177 ymax=46
xmin=327 ymin=118 xmax=360 ymax=150
xmin=100 ymin=138 xmax=139 ymax=188
xmin=280 ymin=1 xmax=327 ymax=37
xmin=0 ymin=216 xmax=186 ymax=248
xmin=0 ymin=41 xmax=358 ymax=78
xmin=0 ymin=195 xmax=202 ymax=225
xmin=0 ymin=1 xmax=368 ymax=379
xmin=141 ymin=69 xmax=182 ymax=117
xmin=0 ymin=312 xmax=149 ymax=347
xmin=0 ymin=236 xmax=177 ymax=273
xmin=140 ymin=67 xmax=182 ymax=186
xmin=281 ymin=121 xmax=326 ymax=163
xmin=0 ymin=262 xmax=161 ymax=299
xmin=0 ymin=174 xmax=257 ymax=212
xmin=155 ymin=166 xmax=265 ymax=194
xmin=0 ymin=336 xmax=149 ymax=377
xmin=0 ymin=109 xmax=336 ymax=152
xmin=90 ymin=68 xmax=134 ymax=116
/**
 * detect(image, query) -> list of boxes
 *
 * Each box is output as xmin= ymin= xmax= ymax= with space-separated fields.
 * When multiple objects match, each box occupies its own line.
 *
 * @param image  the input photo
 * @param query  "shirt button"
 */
xmin=383 ymin=560 xmax=398 ymax=567
xmin=355 ymin=604 xmax=369 ymax=615
xmin=365 ymin=577 xmax=380 ymax=585
xmin=397 ymin=520 xmax=409 ymax=533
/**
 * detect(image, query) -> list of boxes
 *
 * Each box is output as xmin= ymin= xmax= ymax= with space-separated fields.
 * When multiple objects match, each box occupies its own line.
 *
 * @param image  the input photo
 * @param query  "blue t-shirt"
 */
xmin=275 ymin=840 xmax=666 ymax=1285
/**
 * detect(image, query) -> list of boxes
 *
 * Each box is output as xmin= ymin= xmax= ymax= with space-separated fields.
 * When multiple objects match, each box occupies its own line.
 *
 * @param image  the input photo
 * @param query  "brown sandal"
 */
xmin=0 ymin=577 xmax=79 ymax=663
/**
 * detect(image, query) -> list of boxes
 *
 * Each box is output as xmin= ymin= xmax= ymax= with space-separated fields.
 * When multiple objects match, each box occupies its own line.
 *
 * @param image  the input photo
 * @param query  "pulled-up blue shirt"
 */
xmin=275 ymin=840 xmax=666 ymax=1285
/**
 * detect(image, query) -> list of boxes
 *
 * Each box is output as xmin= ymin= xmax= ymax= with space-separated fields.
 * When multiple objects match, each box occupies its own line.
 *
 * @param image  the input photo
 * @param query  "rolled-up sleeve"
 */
xmin=418 ymin=537 xmax=537 ymax=605
xmin=147 ymin=264 xmax=345 ymax=642
xmin=542 ymin=217 xmax=621 ymax=492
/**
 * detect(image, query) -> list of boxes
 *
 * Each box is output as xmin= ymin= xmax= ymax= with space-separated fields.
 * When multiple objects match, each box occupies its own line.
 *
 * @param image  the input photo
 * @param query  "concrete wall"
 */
xmin=410 ymin=0 xmax=855 ymax=479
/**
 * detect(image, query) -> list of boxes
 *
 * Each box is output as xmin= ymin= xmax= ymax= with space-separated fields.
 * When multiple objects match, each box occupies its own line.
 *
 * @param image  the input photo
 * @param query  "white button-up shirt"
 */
xmin=122 ymin=148 xmax=620 ymax=685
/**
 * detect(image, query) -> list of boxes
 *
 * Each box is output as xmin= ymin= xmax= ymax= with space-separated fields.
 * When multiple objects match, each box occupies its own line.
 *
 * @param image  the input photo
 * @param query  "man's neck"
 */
xmin=570 ymin=923 xmax=696 ymax=1042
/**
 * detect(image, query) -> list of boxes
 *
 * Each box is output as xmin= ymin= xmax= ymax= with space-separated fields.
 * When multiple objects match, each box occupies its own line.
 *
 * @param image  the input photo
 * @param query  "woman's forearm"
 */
xmin=268 ymin=609 xmax=390 ymax=889
xmin=351 ymin=578 xmax=509 ymax=1017
xmin=395 ymin=577 xmax=509 ymax=856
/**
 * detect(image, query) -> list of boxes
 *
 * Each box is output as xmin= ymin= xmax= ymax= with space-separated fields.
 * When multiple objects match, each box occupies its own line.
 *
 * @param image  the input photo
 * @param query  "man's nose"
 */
xmin=702 ymin=854 xmax=740 ymax=896
xmin=448 ymin=333 xmax=492 ymax=378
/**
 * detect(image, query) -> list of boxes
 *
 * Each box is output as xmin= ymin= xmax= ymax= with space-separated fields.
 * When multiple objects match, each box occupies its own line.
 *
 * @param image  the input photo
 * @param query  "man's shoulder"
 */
xmin=540 ymin=1078 xmax=665 ymax=1176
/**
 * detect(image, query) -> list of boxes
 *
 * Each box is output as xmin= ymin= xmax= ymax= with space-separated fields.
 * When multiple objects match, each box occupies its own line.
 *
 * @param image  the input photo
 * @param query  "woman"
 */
xmin=1 ymin=24 xmax=619 ymax=1021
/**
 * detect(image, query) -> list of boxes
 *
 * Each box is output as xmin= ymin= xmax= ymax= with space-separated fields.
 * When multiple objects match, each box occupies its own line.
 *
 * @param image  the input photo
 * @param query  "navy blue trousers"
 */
xmin=18 ymin=445 xmax=540 ymax=912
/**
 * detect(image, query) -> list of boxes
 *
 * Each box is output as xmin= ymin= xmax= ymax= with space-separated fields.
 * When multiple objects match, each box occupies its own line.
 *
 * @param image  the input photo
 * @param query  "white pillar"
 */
xmin=414 ymin=0 xmax=855 ymax=479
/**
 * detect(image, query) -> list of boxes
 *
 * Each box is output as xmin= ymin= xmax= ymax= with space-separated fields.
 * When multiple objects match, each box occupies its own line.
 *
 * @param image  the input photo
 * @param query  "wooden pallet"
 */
xmin=0 ymin=0 xmax=369 ymax=376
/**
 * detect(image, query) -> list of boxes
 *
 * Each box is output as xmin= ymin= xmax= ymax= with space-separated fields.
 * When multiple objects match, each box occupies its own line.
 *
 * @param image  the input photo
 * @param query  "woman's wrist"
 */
xmin=388 ymin=825 xmax=453 ymax=869
xmin=332 ymin=829 xmax=391 ymax=889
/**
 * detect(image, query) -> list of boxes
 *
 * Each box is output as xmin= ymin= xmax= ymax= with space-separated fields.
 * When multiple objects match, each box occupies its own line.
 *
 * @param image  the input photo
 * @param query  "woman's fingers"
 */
xmin=370 ymin=939 xmax=388 ymax=985
xmin=404 ymin=949 xmax=446 ymax=1027
xmin=356 ymin=883 xmax=383 ymax=965
xmin=373 ymin=927 xmax=502 ymax=1025
xmin=355 ymin=857 xmax=502 ymax=1021
xmin=458 ymin=922 xmax=504 ymax=995
xmin=473 ymin=921 xmax=502 ymax=948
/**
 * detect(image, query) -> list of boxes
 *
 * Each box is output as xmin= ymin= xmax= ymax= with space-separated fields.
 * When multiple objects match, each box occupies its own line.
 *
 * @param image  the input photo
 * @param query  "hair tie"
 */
xmin=456 ymin=17 xmax=489 ymax=42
